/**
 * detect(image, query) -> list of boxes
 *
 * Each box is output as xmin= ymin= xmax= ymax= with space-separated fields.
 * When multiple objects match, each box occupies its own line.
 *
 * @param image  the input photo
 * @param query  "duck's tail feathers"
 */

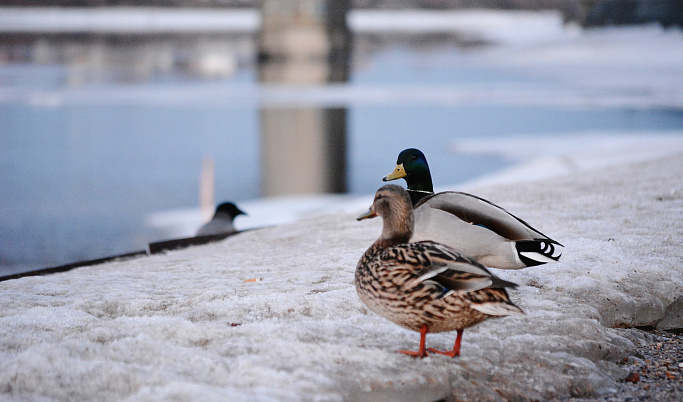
xmin=471 ymin=301 xmax=524 ymax=316
xmin=515 ymin=240 xmax=562 ymax=267
xmin=490 ymin=276 xmax=519 ymax=290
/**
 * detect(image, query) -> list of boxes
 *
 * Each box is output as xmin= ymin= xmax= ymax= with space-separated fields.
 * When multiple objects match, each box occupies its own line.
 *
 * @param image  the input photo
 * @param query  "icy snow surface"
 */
xmin=2 ymin=150 xmax=682 ymax=401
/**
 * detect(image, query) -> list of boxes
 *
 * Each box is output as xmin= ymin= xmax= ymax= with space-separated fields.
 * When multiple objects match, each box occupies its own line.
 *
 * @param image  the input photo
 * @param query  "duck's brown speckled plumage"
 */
xmin=355 ymin=184 xmax=523 ymax=357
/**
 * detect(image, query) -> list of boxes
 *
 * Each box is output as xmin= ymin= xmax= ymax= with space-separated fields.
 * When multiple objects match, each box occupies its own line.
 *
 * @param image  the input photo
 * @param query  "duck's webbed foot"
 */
xmin=397 ymin=349 xmax=429 ymax=358
xmin=428 ymin=329 xmax=464 ymax=358
xmin=427 ymin=348 xmax=459 ymax=358
xmin=397 ymin=325 xmax=430 ymax=358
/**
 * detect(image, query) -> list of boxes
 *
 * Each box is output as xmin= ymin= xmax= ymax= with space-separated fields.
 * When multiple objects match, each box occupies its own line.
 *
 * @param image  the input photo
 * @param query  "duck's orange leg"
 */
xmin=428 ymin=329 xmax=463 ymax=358
xmin=397 ymin=325 xmax=429 ymax=358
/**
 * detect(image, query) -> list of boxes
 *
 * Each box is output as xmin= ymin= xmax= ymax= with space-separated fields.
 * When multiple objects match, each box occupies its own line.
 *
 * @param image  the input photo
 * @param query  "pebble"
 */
xmin=572 ymin=329 xmax=682 ymax=401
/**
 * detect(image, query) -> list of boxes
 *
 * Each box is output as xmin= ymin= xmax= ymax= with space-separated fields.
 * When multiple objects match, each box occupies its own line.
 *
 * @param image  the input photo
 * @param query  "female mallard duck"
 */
xmin=383 ymin=148 xmax=562 ymax=269
xmin=356 ymin=184 xmax=523 ymax=358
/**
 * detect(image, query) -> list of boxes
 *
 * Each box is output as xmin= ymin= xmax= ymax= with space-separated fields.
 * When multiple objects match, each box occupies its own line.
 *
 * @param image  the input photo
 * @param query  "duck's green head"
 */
xmin=382 ymin=148 xmax=434 ymax=193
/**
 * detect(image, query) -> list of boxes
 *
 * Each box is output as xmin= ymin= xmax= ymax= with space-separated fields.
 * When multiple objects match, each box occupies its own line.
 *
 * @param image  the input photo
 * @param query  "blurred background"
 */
xmin=1 ymin=0 xmax=683 ymax=275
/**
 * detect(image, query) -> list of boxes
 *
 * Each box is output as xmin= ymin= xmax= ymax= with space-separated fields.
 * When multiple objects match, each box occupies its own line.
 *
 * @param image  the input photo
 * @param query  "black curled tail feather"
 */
xmin=515 ymin=240 xmax=562 ymax=267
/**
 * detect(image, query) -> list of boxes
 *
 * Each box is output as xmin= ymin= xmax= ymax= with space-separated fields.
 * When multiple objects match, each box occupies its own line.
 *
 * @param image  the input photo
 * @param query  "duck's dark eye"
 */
xmin=411 ymin=155 xmax=417 ymax=160
xmin=376 ymin=194 xmax=383 ymax=200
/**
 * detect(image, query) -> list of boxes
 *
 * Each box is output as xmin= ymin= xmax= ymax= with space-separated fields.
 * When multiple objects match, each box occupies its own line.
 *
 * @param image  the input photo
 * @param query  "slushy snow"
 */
xmin=1 ymin=150 xmax=681 ymax=401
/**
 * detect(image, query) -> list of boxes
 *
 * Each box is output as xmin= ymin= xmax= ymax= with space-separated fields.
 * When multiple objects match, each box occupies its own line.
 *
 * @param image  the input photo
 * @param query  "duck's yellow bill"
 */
xmin=357 ymin=207 xmax=377 ymax=221
xmin=382 ymin=164 xmax=406 ymax=181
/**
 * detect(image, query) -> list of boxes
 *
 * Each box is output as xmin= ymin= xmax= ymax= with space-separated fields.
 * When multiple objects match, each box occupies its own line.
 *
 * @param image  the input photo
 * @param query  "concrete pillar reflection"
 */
xmin=259 ymin=0 xmax=350 ymax=196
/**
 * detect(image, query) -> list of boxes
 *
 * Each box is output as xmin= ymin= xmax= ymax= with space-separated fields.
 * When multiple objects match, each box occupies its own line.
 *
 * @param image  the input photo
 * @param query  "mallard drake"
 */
xmin=196 ymin=202 xmax=246 ymax=236
xmin=383 ymin=148 xmax=562 ymax=269
xmin=356 ymin=184 xmax=523 ymax=358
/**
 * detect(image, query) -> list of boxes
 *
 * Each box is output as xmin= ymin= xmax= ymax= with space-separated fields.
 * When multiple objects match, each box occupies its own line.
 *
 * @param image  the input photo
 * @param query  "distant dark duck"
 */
xmin=196 ymin=202 xmax=246 ymax=236
xmin=383 ymin=148 xmax=562 ymax=269
xmin=356 ymin=184 xmax=523 ymax=358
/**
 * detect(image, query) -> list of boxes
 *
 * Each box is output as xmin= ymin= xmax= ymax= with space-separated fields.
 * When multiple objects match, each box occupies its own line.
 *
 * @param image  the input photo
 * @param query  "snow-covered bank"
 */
xmin=455 ymin=131 xmax=683 ymax=190
xmin=0 ymin=8 xmax=260 ymax=33
xmin=462 ymin=23 xmax=683 ymax=109
xmin=347 ymin=9 xmax=569 ymax=44
xmin=0 ymin=7 xmax=564 ymax=41
xmin=1 ymin=150 xmax=681 ymax=400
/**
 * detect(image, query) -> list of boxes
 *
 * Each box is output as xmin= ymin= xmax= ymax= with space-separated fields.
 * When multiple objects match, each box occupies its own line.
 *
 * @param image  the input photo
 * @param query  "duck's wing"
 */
xmin=380 ymin=241 xmax=517 ymax=296
xmin=413 ymin=191 xmax=562 ymax=267
xmin=416 ymin=191 xmax=561 ymax=244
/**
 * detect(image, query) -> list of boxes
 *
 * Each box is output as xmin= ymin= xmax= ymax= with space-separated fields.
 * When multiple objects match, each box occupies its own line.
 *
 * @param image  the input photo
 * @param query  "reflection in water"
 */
xmin=0 ymin=33 xmax=256 ymax=84
xmin=260 ymin=108 xmax=348 ymax=195
xmin=258 ymin=0 xmax=350 ymax=196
